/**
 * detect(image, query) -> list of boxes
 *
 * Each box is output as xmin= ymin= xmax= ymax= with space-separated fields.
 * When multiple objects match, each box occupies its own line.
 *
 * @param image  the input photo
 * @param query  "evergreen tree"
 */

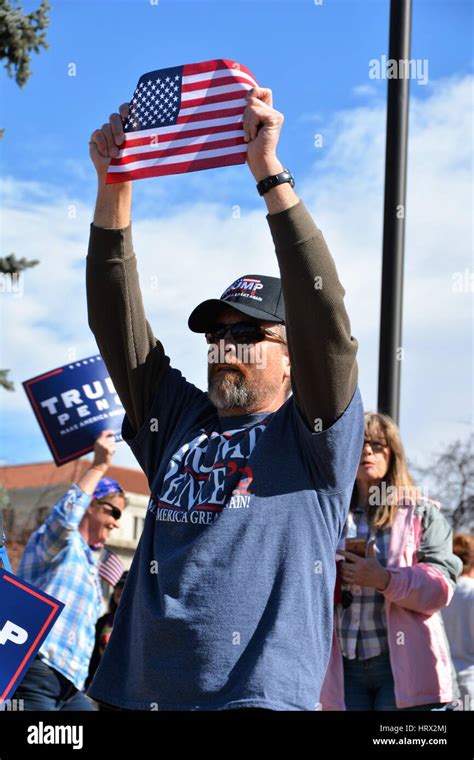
xmin=0 ymin=256 xmax=38 ymax=390
xmin=0 ymin=0 xmax=49 ymax=389
xmin=0 ymin=0 xmax=50 ymax=88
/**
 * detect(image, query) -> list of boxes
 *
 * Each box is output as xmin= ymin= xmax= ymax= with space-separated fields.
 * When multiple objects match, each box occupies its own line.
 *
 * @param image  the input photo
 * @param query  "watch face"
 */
xmin=257 ymin=170 xmax=293 ymax=195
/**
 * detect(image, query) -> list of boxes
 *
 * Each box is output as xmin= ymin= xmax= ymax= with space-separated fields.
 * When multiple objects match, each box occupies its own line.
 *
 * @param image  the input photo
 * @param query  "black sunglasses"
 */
xmin=98 ymin=501 xmax=122 ymax=521
xmin=363 ymin=439 xmax=388 ymax=453
xmin=205 ymin=321 xmax=286 ymax=346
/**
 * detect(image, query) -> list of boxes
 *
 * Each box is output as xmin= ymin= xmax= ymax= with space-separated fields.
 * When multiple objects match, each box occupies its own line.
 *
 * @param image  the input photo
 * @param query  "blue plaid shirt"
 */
xmin=336 ymin=506 xmax=392 ymax=660
xmin=18 ymin=484 xmax=104 ymax=690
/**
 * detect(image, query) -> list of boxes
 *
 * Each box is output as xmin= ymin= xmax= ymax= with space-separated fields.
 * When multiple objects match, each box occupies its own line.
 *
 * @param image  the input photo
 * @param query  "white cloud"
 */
xmin=301 ymin=73 xmax=473 ymax=462
xmin=352 ymin=83 xmax=379 ymax=99
xmin=1 ymin=74 xmax=472 ymax=477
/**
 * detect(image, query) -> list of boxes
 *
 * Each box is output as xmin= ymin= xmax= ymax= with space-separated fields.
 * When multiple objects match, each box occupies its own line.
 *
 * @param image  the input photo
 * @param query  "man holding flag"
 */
xmin=86 ymin=78 xmax=364 ymax=711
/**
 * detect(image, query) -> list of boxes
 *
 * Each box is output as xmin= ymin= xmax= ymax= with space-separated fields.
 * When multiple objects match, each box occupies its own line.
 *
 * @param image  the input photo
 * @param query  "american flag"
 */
xmin=106 ymin=58 xmax=258 ymax=184
xmin=98 ymin=548 xmax=125 ymax=587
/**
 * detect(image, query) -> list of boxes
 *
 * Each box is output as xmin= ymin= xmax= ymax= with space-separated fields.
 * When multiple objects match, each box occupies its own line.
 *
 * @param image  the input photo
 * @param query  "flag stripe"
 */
xmin=100 ymin=569 xmax=121 ymax=585
xmin=114 ymin=130 xmax=244 ymax=160
xmin=108 ymin=143 xmax=247 ymax=173
xmin=116 ymin=122 xmax=242 ymax=151
xmin=181 ymin=72 xmax=256 ymax=92
xmin=179 ymin=97 xmax=248 ymax=117
xmin=117 ymin=115 xmax=244 ymax=147
xmin=180 ymin=82 xmax=253 ymax=103
xmin=180 ymin=89 xmax=251 ymax=111
xmin=98 ymin=550 xmax=125 ymax=586
xmin=107 ymin=151 xmax=246 ymax=183
xmin=176 ymin=104 xmax=246 ymax=124
xmin=111 ymin=136 xmax=244 ymax=165
xmin=182 ymin=59 xmax=257 ymax=80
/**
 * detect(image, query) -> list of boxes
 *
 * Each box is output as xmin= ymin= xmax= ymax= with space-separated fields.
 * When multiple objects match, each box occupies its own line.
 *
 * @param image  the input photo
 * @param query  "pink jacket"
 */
xmin=321 ymin=498 xmax=463 ymax=709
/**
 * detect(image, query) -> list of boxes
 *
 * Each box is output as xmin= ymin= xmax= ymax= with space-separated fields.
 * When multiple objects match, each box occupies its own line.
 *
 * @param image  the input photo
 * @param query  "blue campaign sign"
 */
xmin=0 ymin=568 xmax=64 ymax=703
xmin=23 ymin=355 xmax=124 ymax=465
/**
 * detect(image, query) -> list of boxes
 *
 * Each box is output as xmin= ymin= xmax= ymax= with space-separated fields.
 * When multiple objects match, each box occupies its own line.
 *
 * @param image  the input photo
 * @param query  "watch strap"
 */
xmin=256 ymin=168 xmax=295 ymax=196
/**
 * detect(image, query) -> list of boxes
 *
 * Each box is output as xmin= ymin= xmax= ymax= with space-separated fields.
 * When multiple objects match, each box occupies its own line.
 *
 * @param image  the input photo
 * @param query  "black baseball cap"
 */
xmin=188 ymin=274 xmax=285 ymax=333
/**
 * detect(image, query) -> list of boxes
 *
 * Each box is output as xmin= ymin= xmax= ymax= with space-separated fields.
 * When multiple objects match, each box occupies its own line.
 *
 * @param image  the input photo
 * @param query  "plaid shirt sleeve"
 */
xmin=34 ymin=484 xmax=92 ymax=562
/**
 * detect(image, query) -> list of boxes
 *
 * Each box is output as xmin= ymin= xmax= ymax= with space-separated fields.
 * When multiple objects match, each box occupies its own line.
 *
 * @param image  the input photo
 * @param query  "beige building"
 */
xmin=0 ymin=459 xmax=149 ymax=573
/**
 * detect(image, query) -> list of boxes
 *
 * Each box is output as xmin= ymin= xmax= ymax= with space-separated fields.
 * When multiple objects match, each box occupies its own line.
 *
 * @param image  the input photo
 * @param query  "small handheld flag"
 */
xmin=106 ymin=58 xmax=258 ymax=184
xmin=98 ymin=549 xmax=125 ymax=587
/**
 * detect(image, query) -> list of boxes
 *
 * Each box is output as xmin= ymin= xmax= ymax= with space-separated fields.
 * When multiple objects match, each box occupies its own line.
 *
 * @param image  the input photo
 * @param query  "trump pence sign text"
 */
xmin=23 ymin=355 xmax=124 ymax=465
xmin=0 ymin=569 xmax=64 ymax=703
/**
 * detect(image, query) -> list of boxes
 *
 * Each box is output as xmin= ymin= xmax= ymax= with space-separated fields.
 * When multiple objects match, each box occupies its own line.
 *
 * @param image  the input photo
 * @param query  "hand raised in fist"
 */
xmin=242 ymin=86 xmax=285 ymax=182
xmin=89 ymin=103 xmax=130 ymax=182
xmin=92 ymin=429 xmax=117 ymax=472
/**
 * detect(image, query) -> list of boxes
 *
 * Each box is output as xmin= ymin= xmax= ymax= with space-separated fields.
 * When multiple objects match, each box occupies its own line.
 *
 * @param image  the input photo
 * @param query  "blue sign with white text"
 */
xmin=23 ymin=355 xmax=124 ymax=465
xmin=0 ymin=569 xmax=64 ymax=703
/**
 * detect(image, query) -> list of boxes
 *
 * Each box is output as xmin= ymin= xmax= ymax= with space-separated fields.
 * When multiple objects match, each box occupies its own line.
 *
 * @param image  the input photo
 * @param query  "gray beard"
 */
xmin=208 ymin=370 xmax=258 ymax=411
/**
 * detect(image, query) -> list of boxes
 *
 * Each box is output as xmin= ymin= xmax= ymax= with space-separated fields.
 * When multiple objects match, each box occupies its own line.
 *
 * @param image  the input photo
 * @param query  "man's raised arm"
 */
xmin=86 ymin=103 xmax=169 ymax=435
xmin=243 ymin=87 xmax=359 ymax=431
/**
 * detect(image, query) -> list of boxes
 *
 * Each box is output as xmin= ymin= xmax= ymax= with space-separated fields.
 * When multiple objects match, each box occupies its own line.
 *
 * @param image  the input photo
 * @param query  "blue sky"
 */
xmin=2 ymin=0 xmax=472 ymax=205
xmin=1 ymin=0 xmax=472 ymax=484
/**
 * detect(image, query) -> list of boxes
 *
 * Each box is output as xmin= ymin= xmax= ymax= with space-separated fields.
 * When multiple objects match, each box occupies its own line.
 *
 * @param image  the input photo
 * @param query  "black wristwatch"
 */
xmin=256 ymin=168 xmax=295 ymax=196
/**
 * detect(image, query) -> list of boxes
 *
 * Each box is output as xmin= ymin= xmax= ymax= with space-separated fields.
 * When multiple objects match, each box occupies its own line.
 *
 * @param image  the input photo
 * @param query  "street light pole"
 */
xmin=377 ymin=0 xmax=413 ymax=424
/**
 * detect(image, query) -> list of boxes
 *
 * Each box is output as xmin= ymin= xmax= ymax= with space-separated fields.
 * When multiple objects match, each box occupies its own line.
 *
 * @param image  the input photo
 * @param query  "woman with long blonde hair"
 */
xmin=321 ymin=412 xmax=462 ymax=711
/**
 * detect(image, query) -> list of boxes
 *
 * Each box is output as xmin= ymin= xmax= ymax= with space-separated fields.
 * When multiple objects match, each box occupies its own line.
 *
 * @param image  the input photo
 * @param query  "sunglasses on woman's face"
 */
xmin=363 ymin=439 xmax=388 ymax=454
xmin=98 ymin=502 xmax=122 ymax=521
xmin=205 ymin=322 xmax=286 ymax=346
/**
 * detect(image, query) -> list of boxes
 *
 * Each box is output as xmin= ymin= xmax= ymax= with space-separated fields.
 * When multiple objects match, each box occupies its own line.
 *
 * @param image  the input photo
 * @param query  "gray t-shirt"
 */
xmin=88 ymin=366 xmax=364 ymax=710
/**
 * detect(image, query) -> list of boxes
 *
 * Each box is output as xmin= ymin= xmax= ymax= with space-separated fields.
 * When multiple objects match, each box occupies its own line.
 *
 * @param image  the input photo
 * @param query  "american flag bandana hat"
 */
xmin=92 ymin=477 xmax=124 ymax=501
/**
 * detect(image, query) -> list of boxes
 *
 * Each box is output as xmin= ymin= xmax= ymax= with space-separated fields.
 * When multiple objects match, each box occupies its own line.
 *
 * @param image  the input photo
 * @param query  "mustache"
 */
xmin=209 ymin=362 xmax=246 ymax=377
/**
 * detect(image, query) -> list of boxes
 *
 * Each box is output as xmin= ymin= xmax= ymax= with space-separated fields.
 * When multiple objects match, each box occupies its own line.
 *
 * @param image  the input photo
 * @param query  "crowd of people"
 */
xmin=2 ymin=83 xmax=472 ymax=712
xmin=5 ymin=423 xmax=472 ymax=712
xmin=10 ymin=431 xmax=127 ymax=710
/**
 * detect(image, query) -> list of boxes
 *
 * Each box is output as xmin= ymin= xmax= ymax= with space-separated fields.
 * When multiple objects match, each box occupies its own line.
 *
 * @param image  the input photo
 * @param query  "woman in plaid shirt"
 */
xmin=322 ymin=412 xmax=462 ymax=711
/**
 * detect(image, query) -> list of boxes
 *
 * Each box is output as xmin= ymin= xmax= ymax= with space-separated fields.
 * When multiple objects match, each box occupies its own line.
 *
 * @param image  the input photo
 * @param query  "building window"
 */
xmin=133 ymin=516 xmax=144 ymax=541
xmin=2 ymin=508 xmax=14 ymax=534
xmin=36 ymin=506 xmax=50 ymax=526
